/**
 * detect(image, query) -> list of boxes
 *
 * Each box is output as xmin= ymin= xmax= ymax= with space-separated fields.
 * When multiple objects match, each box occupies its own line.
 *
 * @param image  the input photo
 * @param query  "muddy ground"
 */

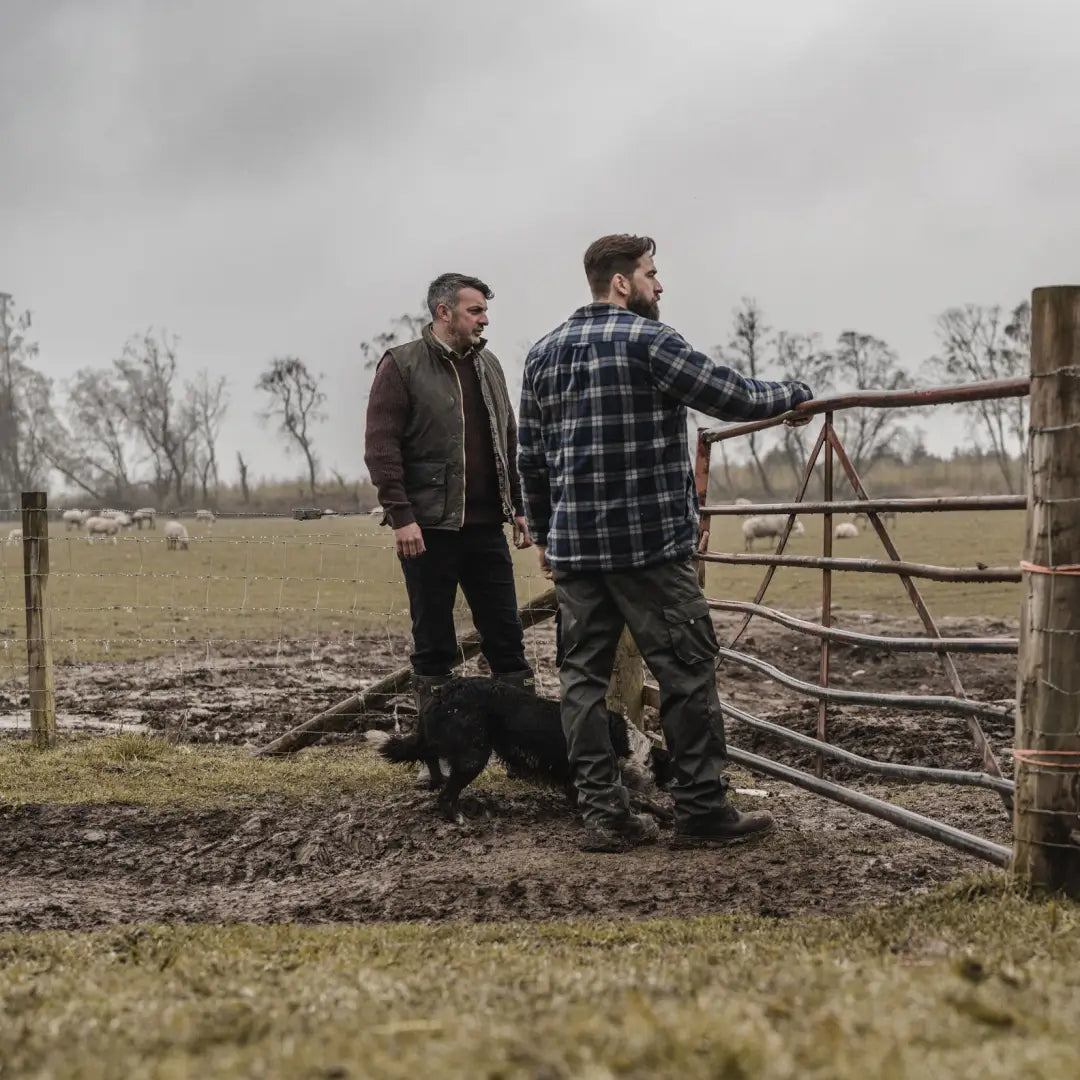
xmin=0 ymin=611 xmax=1018 ymax=932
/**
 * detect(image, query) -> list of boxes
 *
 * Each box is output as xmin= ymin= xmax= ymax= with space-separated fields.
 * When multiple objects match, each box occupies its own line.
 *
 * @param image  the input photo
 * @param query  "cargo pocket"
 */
xmin=404 ymin=460 xmax=448 ymax=526
xmin=664 ymin=595 xmax=719 ymax=664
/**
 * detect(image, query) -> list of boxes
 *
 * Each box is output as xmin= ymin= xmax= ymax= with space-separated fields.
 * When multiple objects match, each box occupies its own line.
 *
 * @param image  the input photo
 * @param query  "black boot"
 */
xmin=491 ymin=669 xmax=536 ymax=694
xmin=411 ymin=674 xmax=451 ymax=788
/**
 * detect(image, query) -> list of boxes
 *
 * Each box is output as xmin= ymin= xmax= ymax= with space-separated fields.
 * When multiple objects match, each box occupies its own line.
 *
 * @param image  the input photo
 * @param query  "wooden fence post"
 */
xmin=21 ymin=491 xmax=57 ymax=748
xmin=606 ymin=628 xmax=645 ymax=728
xmin=1014 ymin=286 xmax=1080 ymax=896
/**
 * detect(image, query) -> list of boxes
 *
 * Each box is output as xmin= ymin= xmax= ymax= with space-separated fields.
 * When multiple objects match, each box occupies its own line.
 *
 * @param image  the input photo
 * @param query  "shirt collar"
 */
xmin=573 ymin=302 xmax=629 ymax=319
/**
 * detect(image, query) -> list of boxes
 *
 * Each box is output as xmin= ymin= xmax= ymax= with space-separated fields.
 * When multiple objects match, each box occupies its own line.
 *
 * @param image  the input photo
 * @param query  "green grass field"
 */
xmin=0 ymin=510 xmax=1025 ymax=665
xmin=0 ymin=877 xmax=1076 ymax=1080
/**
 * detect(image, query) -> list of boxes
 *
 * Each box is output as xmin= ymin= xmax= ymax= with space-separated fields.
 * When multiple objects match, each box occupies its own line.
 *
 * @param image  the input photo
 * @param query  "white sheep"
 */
xmin=132 ymin=507 xmax=157 ymax=530
xmin=195 ymin=509 xmax=215 ymax=527
xmin=7 ymin=528 xmax=23 ymax=546
xmin=369 ymin=506 xmax=386 ymax=520
xmin=164 ymin=520 xmax=190 ymax=551
xmin=84 ymin=516 xmax=119 ymax=544
xmin=100 ymin=508 xmax=133 ymax=528
xmin=853 ymin=510 xmax=897 ymax=530
xmin=742 ymin=514 xmax=805 ymax=551
xmin=834 ymin=522 xmax=859 ymax=540
xmin=62 ymin=509 xmax=89 ymax=531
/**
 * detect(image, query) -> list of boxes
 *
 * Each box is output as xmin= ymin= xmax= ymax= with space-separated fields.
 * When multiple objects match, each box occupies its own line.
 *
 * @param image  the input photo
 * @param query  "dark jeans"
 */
xmin=399 ymin=525 xmax=530 ymax=677
xmin=553 ymin=558 xmax=729 ymax=827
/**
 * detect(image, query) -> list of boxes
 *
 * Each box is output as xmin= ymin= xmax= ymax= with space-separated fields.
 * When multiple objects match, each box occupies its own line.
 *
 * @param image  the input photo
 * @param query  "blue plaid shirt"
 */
xmin=518 ymin=303 xmax=813 ymax=571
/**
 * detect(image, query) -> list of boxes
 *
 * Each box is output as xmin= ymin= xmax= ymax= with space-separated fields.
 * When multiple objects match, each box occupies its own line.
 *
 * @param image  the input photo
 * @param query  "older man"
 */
xmin=365 ymin=274 xmax=534 ymax=782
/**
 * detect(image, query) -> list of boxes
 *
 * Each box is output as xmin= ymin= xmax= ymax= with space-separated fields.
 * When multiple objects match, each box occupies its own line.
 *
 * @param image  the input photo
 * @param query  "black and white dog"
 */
xmin=368 ymin=677 xmax=672 ymax=822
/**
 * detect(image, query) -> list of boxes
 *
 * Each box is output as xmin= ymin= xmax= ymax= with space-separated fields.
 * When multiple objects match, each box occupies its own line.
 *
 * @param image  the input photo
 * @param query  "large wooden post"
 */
xmin=21 ymin=491 xmax=56 ymax=748
xmin=606 ymin=628 xmax=645 ymax=728
xmin=1013 ymin=286 xmax=1080 ymax=896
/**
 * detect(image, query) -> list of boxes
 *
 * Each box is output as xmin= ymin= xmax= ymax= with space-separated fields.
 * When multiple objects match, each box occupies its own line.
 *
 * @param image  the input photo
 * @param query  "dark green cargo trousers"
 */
xmin=552 ymin=558 xmax=730 ymax=828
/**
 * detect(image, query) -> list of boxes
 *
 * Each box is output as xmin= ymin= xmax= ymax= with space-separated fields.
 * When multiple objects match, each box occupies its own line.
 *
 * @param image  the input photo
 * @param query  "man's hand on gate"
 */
xmin=513 ymin=516 xmax=533 ymax=549
xmin=394 ymin=522 xmax=426 ymax=559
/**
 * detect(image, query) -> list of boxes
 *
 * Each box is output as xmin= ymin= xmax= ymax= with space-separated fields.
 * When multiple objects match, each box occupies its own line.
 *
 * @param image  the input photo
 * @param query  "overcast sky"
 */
xmin=3 ymin=0 xmax=1078 ymax=486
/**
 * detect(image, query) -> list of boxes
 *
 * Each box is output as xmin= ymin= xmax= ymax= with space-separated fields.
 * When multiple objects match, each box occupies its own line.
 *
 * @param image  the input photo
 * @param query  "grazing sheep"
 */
xmin=853 ymin=510 xmax=897 ymax=529
xmin=834 ymin=522 xmax=859 ymax=540
xmin=132 ymin=508 xmax=157 ymax=530
xmin=195 ymin=509 xmax=215 ymax=527
xmin=84 ymin=516 xmax=119 ymax=544
xmin=164 ymin=520 xmax=189 ymax=551
xmin=369 ymin=506 xmax=386 ymax=520
xmin=62 ymin=509 xmax=89 ymax=531
xmin=100 ymin=509 xmax=133 ymax=528
xmin=7 ymin=528 xmax=23 ymax=546
xmin=742 ymin=514 xmax=805 ymax=551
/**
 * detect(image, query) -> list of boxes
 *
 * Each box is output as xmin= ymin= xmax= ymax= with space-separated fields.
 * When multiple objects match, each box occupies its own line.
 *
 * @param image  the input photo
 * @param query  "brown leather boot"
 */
xmin=672 ymin=804 xmax=775 ymax=848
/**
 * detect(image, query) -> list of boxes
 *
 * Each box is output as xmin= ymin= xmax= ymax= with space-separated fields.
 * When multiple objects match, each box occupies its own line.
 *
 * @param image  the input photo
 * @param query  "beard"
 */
xmin=627 ymin=288 xmax=659 ymax=321
xmin=448 ymin=316 xmax=482 ymax=353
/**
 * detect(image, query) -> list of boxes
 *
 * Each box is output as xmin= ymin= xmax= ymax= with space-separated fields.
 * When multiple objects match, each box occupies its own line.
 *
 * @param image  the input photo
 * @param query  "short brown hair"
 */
xmin=583 ymin=234 xmax=656 ymax=298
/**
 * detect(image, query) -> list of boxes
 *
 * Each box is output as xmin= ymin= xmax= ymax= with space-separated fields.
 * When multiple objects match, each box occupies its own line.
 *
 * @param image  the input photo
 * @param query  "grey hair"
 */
xmin=426 ymin=273 xmax=494 ymax=318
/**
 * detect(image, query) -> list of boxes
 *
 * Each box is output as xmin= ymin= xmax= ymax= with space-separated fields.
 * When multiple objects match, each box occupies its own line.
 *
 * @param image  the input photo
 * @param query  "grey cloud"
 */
xmin=3 ymin=0 xmax=1079 ymax=480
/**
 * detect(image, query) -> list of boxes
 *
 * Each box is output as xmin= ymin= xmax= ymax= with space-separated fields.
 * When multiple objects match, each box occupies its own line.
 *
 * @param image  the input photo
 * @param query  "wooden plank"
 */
xmin=255 ymin=587 xmax=560 ymax=756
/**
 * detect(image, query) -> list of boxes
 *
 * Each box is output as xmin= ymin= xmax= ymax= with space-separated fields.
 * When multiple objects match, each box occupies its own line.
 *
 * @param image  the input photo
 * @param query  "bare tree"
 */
xmin=925 ymin=302 xmax=1029 ymax=492
xmin=716 ymin=298 xmax=775 ymax=494
xmin=256 ymin=356 xmax=327 ymax=498
xmin=830 ymin=331 xmax=915 ymax=475
xmin=773 ymin=331 xmax=831 ymax=485
xmin=111 ymin=330 xmax=197 ymax=505
xmin=0 ymin=299 xmax=61 ymax=496
xmin=186 ymin=369 xmax=229 ymax=503
xmin=360 ymin=311 xmax=428 ymax=369
xmin=49 ymin=368 xmax=139 ymax=502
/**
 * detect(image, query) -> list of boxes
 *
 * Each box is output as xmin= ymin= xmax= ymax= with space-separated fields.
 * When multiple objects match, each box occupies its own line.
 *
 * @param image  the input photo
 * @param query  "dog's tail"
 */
xmin=365 ymin=729 xmax=425 ymax=765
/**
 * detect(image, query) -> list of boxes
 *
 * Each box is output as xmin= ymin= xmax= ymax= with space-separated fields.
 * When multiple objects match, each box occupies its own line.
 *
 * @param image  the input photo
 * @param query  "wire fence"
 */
xmin=0 ymin=510 xmax=560 ymax=740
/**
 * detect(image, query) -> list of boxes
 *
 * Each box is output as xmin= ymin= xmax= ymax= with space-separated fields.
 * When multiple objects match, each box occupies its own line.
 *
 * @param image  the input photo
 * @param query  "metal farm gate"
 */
xmin=676 ymin=377 xmax=1032 ymax=868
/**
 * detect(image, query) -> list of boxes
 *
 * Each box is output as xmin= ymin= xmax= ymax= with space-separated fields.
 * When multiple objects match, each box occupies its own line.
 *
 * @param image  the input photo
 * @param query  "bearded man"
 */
xmin=518 ymin=235 xmax=813 ymax=852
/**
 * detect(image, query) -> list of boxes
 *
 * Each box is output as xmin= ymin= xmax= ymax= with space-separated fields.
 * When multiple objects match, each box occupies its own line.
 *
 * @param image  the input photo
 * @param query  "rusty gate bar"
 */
xmin=715 ymin=646 xmax=1012 ymax=721
xmin=707 ymin=599 xmax=1018 ymax=653
xmin=702 ymin=377 xmax=1031 ymax=445
xmin=723 ymin=422 xmax=828 ymax=653
xmin=699 ymin=550 xmax=1020 ymax=583
xmin=722 ymin=699 xmax=1014 ymax=796
xmin=819 ymin=412 xmax=834 ymax=775
xmin=694 ymin=429 xmax=712 ymax=588
xmin=726 ymin=745 xmax=1012 ymax=867
xmin=824 ymin=428 xmax=1006 ymax=787
xmin=702 ymin=495 xmax=1026 ymax=515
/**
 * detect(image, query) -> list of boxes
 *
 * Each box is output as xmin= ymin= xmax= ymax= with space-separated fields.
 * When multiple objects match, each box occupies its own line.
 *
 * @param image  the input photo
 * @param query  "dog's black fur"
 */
xmin=371 ymin=677 xmax=672 ymax=822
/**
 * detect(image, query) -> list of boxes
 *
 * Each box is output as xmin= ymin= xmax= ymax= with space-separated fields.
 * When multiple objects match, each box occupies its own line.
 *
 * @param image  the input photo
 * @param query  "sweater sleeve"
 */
xmin=363 ymin=356 xmax=415 ymax=528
